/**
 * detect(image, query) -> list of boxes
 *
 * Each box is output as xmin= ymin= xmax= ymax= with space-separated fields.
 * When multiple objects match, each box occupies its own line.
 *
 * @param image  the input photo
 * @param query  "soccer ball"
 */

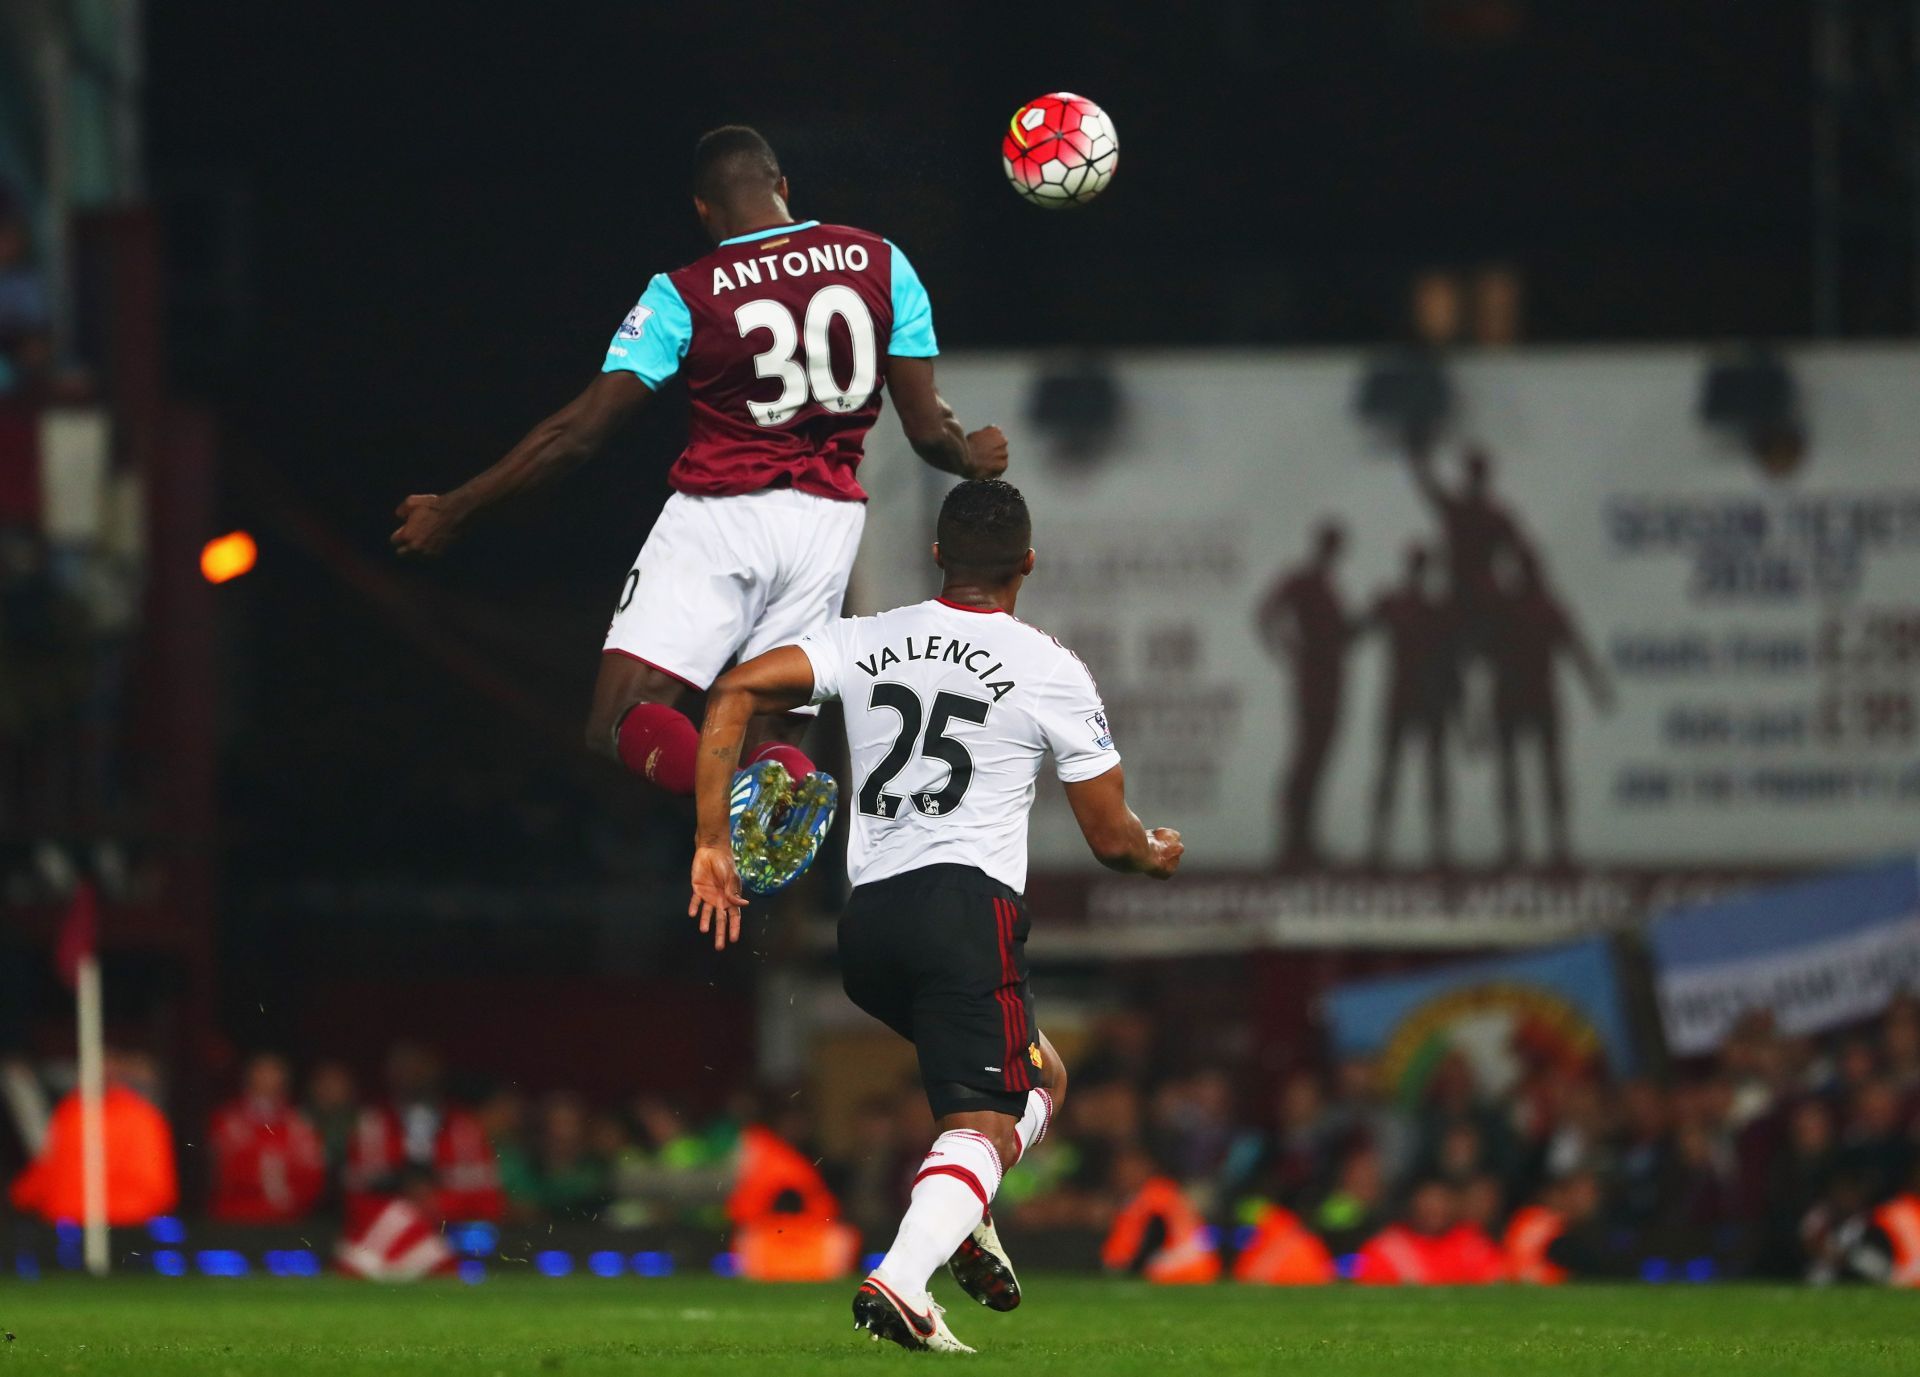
xmin=1002 ymin=93 xmax=1118 ymax=209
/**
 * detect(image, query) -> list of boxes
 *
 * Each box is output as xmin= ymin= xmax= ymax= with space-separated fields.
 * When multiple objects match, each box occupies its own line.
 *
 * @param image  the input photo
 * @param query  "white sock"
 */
xmin=1011 ymin=1087 xmax=1054 ymax=1166
xmin=872 ymin=1128 xmax=1005 ymax=1299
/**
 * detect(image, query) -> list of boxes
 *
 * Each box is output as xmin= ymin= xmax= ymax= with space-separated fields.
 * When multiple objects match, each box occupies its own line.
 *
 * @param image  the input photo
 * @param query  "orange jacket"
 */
xmin=1101 ymin=1176 xmax=1221 ymax=1284
xmin=9 ymin=1085 xmax=178 ymax=1225
xmin=734 ymin=1218 xmax=860 ymax=1281
xmin=726 ymin=1125 xmax=851 ymax=1282
xmin=727 ymin=1124 xmax=840 ymax=1227
xmin=1356 ymin=1222 xmax=1505 ymax=1285
xmin=1232 ymin=1204 xmax=1335 ymax=1285
xmin=1874 ymin=1195 xmax=1920 ymax=1288
xmin=1503 ymin=1204 xmax=1567 ymax=1285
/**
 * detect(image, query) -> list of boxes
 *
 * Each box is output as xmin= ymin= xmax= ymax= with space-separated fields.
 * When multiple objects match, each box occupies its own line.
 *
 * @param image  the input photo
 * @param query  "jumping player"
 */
xmin=689 ymin=480 xmax=1184 ymax=1353
xmin=390 ymin=125 xmax=1006 ymax=889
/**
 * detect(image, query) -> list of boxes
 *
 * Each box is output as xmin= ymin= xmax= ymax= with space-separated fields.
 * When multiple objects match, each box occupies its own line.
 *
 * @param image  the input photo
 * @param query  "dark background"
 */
xmin=2 ymin=0 xmax=1903 ymax=1240
xmin=140 ymin=1 xmax=1822 ymax=941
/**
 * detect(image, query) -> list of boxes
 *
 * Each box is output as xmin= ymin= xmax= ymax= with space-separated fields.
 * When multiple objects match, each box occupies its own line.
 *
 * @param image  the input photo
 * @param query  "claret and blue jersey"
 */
xmin=601 ymin=220 xmax=938 ymax=503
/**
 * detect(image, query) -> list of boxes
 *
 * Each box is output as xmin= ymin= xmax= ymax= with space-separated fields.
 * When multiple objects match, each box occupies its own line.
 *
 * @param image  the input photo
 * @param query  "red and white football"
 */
xmin=1002 ymin=93 xmax=1119 ymax=209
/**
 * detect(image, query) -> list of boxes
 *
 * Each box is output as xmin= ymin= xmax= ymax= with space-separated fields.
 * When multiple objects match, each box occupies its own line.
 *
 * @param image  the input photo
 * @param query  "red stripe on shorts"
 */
xmin=994 ymin=898 xmax=1030 ymax=1093
xmin=1014 ymin=901 xmax=1033 ymax=1092
xmin=996 ymin=898 xmax=1018 ymax=1092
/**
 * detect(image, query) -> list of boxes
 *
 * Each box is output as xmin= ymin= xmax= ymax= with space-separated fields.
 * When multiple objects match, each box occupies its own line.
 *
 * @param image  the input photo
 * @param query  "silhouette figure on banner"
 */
xmin=1405 ymin=445 xmax=1527 ymax=663
xmin=1256 ymin=520 xmax=1354 ymax=870
xmin=1484 ymin=544 xmax=1612 ymax=868
xmin=1364 ymin=544 xmax=1461 ymax=868
xmin=1248 ymin=446 xmax=1616 ymax=872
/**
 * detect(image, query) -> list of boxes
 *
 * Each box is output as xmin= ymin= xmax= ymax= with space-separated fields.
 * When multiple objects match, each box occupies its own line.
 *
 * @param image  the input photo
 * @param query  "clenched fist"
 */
xmin=390 ymin=494 xmax=463 ymax=558
xmin=964 ymin=426 xmax=1009 ymax=480
xmin=1145 ymin=827 xmax=1184 ymax=879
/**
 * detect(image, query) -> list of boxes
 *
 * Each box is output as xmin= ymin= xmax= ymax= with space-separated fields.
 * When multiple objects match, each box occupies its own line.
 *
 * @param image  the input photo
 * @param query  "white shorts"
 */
xmin=604 ymin=487 xmax=867 ymax=695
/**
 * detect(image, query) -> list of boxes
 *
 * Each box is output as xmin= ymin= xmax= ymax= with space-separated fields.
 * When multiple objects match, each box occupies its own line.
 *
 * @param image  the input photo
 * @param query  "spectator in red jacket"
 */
xmin=1355 ymin=1179 xmax=1507 ymax=1284
xmin=343 ymin=1042 xmax=502 ymax=1229
xmin=210 ymin=1052 xmax=326 ymax=1224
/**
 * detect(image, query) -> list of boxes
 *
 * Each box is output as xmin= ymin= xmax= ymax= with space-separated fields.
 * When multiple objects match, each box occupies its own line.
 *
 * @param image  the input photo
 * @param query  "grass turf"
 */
xmin=0 ymin=1276 xmax=1915 ymax=1375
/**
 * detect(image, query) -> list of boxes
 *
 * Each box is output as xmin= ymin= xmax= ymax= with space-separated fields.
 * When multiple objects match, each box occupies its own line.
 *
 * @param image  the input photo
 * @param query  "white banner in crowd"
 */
xmin=857 ymin=347 xmax=1920 ymax=883
xmin=1649 ymin=856 xmax=1920 ymax=1055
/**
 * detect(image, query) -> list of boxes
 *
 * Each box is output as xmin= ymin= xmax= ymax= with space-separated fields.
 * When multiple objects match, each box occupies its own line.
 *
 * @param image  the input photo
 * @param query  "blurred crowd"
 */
xmin=1036 ymin=998 xmax=1920 ymax=1282
xmin=12 ymin=996 xmax=1919 ymax=1285
xmin=196 ymin=1043 xmax=799 ymax=1235
xmin=155 ymin=994 xmax=1920 ymax=1283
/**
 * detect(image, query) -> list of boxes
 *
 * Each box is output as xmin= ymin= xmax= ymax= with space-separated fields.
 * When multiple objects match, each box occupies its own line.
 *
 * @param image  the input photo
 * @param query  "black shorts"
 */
xmin=839 ymin=863 xmax=1041 ymax=1120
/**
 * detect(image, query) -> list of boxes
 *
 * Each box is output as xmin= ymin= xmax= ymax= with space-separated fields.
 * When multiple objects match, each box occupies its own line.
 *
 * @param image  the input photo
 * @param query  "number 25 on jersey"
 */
xmin=858 ymin=684 xmax=992 ymax=819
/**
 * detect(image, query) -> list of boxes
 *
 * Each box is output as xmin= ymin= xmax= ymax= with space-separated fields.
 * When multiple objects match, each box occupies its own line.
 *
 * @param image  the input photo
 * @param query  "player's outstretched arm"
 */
xmin=391 ymin=372 xmax=653 ymax=558
xmin=1062 ymin=764 xmax=1183 ymax=879
xmin=884 ymin=356 xmax=1007 ymax=480
xmin=688 ymin=646 xmax=818 ymax=949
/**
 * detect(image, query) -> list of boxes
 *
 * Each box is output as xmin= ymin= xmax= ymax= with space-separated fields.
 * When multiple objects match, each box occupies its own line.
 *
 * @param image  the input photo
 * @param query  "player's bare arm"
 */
xmin=885 ymin=355 xmax=1008 ymax=479
xmin=391 ymin=371 xmax=653 ymax=557
xmin=688 ymin=646 xmax=816 ymax=948
xmin=1063 ymin=764 xmax=1183 ymax=878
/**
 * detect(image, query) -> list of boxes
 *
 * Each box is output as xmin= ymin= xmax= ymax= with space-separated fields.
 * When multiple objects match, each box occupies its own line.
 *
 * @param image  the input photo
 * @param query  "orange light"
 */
xmin=200 ymin=530 xmax=257 ymax=584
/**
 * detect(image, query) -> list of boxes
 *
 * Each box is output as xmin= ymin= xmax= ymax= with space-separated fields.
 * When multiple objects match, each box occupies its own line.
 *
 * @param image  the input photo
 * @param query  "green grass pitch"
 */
xmin=1 ymin=1276 xmax=1915 ymax=1375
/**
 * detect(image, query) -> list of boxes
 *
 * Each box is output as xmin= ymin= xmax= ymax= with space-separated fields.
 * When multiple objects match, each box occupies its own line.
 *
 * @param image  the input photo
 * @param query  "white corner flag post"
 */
xmin=75 ymin=950 xmax=109 ymax=1277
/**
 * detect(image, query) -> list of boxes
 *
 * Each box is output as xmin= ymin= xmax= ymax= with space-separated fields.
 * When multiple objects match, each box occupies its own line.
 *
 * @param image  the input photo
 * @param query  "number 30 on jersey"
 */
xmin=734 ymin=287 xmax=878 ymax=427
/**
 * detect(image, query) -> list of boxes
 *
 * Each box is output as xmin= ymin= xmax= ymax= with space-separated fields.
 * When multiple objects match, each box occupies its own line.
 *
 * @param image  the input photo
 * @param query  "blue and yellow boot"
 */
xmin=729 ymin=760 xmax=839 ymax=897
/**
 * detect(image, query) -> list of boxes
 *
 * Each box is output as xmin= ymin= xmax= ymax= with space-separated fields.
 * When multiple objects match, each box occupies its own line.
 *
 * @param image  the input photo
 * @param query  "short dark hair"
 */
xmin=937 ymin=479 xmax=1031 ymax=582
xmin=693 ymin=125 xmax=781 ymax=206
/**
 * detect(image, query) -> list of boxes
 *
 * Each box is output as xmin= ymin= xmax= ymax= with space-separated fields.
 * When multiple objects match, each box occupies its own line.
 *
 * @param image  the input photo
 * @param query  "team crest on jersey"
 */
xmin=1028 ymin=1043 xmax=1043 ymax=1070
xmin=617 ymin=303 xmax=654 ymax=338
xmin=1086 ymin=712 xmax=1112 ymax=750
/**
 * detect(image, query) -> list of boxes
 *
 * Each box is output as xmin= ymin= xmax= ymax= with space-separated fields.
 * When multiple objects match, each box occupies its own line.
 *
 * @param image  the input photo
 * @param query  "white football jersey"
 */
xmin=797 ymin=597 xmax=1121 ymax=892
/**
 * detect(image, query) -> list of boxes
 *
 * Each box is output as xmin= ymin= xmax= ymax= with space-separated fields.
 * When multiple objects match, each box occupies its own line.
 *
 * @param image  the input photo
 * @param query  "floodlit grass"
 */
xmin=0 ymin=1275 xmax=1915 ymax=1375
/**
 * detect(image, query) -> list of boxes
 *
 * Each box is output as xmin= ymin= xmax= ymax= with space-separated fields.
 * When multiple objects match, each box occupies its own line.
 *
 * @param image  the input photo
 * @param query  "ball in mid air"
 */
xmin=1002 ymin=93 xmax=1118 ymax=208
